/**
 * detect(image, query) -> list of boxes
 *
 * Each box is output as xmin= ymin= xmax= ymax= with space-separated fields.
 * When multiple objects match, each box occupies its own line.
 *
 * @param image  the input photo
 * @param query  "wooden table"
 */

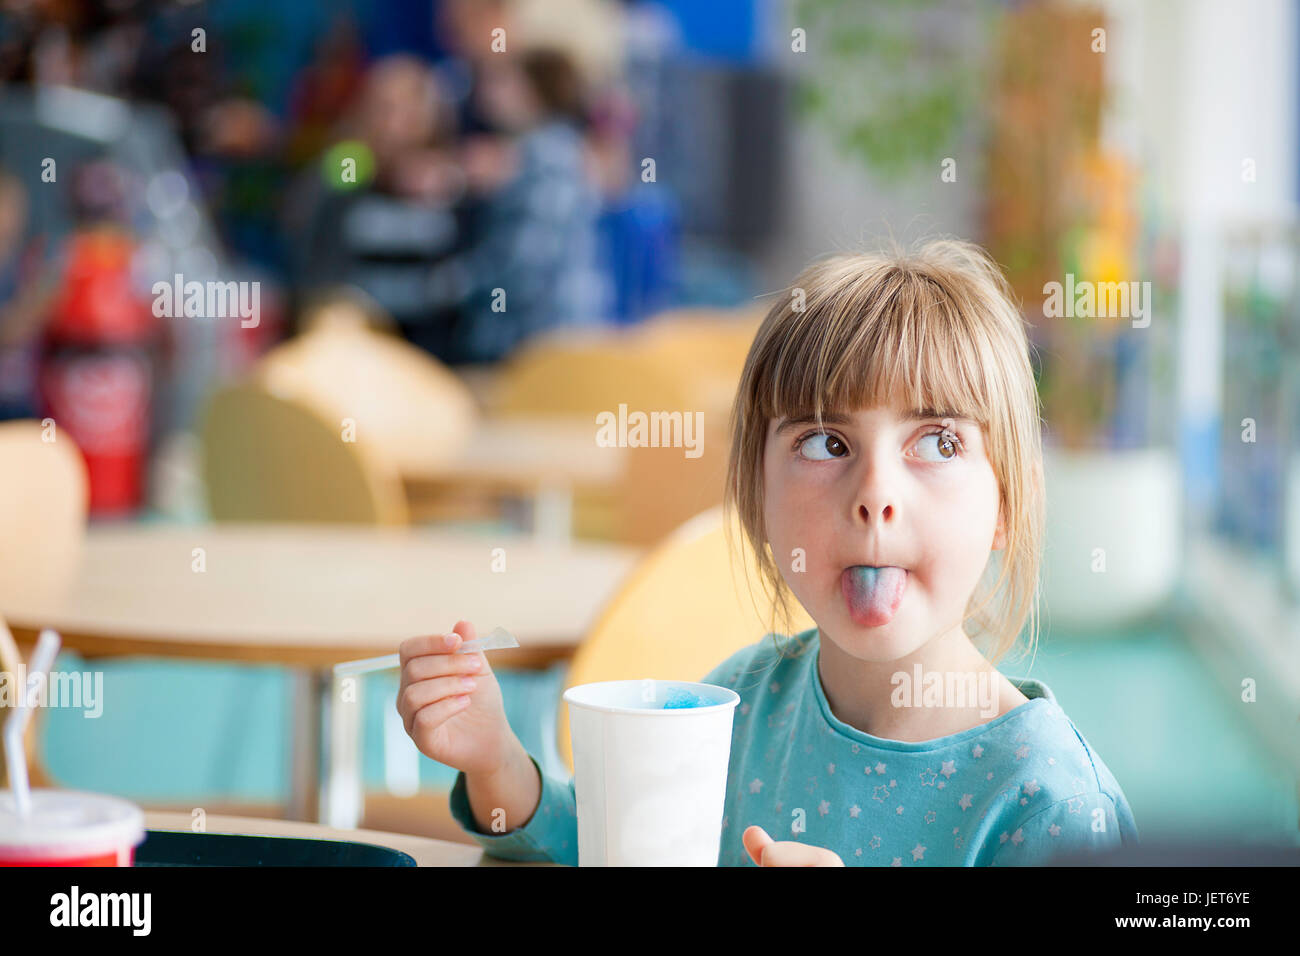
xmin=0 ymin=523 xmax=639 ymax=829
xmin=143 ymin=811 xmax=556 ymax=866
xmin=398 ymin=417 xmax=627 ymax=540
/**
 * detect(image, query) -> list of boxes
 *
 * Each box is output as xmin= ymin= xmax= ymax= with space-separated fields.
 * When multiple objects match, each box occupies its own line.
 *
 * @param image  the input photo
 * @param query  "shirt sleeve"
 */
xmin=988 ymin=791 xmax=1133 ymax=866
xmin=447 ymin=752 xmax=578 ymax=866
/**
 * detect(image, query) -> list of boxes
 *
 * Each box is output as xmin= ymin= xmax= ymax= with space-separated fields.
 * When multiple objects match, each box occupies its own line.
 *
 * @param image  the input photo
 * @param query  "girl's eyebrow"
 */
xmin=774 ymin=408 xmax=970 ymax=435
xmin=773 ymin=412 xmax=852 ymax=436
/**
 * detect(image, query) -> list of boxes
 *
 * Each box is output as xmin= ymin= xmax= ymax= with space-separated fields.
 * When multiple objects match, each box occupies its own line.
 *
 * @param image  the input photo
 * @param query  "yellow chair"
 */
xmin=491 ymin=314 xmax=761 ymax=546
xmin=553 ymin=506 xmax=815 ymax=773
xmin=256 ymin=316 xmax=479 ymax=476
xmin=199 ymin=381 xmax=409 ymax=524
xmin=0 ymin=419 xmax=88 ymax=790
xmin=636 ymin=306 xmax=765 ymax=387
xmin=493 ymin=326 xmax=707 ymax=420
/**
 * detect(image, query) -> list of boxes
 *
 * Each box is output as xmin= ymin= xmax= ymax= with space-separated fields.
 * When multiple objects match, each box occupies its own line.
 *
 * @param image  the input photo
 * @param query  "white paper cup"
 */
xmin=563 ymin=679 xmax=739 ymax=866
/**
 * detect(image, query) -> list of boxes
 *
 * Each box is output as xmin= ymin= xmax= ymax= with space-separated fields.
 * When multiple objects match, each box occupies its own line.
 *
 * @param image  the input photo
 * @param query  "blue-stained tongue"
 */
xmin=840 ymin=566 xmax=907 ymax=627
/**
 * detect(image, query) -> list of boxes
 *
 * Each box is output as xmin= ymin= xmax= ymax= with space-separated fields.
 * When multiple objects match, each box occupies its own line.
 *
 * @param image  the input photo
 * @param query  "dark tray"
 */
xmin=134 ymin=829 xmax=417 ymax=867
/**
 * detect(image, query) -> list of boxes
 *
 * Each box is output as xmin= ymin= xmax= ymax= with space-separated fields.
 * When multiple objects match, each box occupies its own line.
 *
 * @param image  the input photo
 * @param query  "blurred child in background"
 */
xmin=443 ymin=45 xmax=609 ymax=364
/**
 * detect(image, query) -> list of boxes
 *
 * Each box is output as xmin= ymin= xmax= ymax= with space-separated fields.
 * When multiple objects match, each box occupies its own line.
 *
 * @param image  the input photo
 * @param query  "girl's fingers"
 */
xmin=409 ymin=693 xmax=471 ymax=737
xmin=404 ymin=651 xmax=482 ymax=682
xmin=399 ymin=675 xmax=477 ymax=732
xmin=742 ymin=826 xmax=837 ymax=866
xmin=742 ymin=826 xmax=773 ymax=866
xmin=398 ymin=631 xmax=462 ymax=668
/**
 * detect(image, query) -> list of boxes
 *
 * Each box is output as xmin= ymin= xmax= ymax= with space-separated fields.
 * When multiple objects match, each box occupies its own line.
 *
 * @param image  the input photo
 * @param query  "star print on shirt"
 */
xmin=827 ymin=763 xmax=836 ymax=774
xmin=1011 ymin=828 xmax=1025 ymax=847
xmin=855 ymin=848 xmax=862 ymax=856
xmin=924 ymin=811 xmax=936 ymax=824
xmin=940 ymin=760 xmax=957 ymax=778
xmin=919 ymin=768 xmax=938 ymax=787
xmin=819 ymin=800 xmax=830 ymax=816
xmin=972 ymin=744 xmax=983 ymax=758
xmin=740 ymin=702 xmax=750 ymax=715
xmin=1014 ymin=744 xmax=1031 ymax=760
xmin=896 ymin=805 xmax=904 ymax=815
xmin=911 ymin=843 xmax=926 ymax=861
xmin=849 ymin=805 xmax=861 ymax=818
xmin=873 ymin=785 xmax=890 ymax=802
xmin=869 ymin=836 xmax=881 ymax=849
xmin=959 ymin=794 xmax=973 ymax=811
xmin=1067 ymin=797 xmax=1084 ymax=813
xmin=875 ymin=762 xmax=887 ymax=774
xmin=1023 ymin=779 xmax=1040 ymax=798
xmin=749 ymin=778 xmax=763 ymax=794
xmin=1048 ymin=824 xmax=1061 ymax=837
xmin=891 ymin=858 xmax=902 ymax=867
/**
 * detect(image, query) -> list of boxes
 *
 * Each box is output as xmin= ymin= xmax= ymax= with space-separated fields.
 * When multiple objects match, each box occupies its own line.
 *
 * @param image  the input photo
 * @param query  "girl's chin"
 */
xmin=819 ymin=619 xmax=923 ymax=663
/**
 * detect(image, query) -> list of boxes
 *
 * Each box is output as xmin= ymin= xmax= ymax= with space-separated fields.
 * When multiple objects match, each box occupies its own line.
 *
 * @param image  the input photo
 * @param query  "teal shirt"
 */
xmin=448 ymin=628 xmax=1139 ymax=866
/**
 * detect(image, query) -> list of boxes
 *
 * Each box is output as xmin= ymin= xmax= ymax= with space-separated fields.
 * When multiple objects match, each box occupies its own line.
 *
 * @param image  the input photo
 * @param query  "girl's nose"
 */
xmin=857 ymin=500 xmax=895 ymax=526
xmin=854 ymin=471 xmax=897 ymax=525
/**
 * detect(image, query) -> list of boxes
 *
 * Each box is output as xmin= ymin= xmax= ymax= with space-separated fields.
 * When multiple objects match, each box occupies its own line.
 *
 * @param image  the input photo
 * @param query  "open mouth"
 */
xmin=840 ymin=566 xmax=908 ymax=627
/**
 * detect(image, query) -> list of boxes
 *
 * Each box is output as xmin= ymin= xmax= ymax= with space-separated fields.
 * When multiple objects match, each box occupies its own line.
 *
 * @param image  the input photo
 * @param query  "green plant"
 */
xmin=791 ymin=0 xmax=1001 ymax=183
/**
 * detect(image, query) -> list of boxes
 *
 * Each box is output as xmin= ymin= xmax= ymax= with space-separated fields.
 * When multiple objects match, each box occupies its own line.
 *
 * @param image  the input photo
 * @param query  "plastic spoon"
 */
xmin=332 ymin=626 xmax=519 ymax=678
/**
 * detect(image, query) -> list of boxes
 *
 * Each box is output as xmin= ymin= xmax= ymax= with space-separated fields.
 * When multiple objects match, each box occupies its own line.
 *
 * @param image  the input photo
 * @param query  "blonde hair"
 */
xmin=724 ymin=237 xmax=1045 ymax=667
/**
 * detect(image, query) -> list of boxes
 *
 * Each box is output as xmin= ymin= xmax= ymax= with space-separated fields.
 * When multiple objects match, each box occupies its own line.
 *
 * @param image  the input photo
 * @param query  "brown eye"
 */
xmin=797 ymin=432 xmax=849 ymax=460
xmin=917 ymin=431 xmax=962 ymax=462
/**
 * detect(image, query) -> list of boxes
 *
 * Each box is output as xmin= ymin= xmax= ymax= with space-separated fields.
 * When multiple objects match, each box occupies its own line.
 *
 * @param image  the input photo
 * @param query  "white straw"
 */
xmin=4 ymin=629 xmax=61 ymax=819
xmin=333 ymin=627 xmax=520 ymax=677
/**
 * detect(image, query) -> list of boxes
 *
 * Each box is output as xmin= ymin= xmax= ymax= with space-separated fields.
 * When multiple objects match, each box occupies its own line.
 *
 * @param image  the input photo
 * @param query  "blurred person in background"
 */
xmin=284 ymin=53 xmax=469 ymax=360
xmin=0 ymin=167 xmax=56 ymax=420
xmin=440 ymin=45 xmax=609 ymax=364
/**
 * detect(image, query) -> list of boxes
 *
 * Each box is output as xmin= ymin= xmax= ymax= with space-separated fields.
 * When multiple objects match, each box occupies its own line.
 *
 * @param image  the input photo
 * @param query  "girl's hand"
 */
xmin=396 ymin=619 xmax=516 ymax=778
xmin=743 ymin=825 xmax=846 ymax=866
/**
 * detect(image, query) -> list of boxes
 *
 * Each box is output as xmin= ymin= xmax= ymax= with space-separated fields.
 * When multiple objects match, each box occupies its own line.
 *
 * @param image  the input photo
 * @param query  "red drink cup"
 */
xmin=0 ymin=789 xmax=145 ymax=866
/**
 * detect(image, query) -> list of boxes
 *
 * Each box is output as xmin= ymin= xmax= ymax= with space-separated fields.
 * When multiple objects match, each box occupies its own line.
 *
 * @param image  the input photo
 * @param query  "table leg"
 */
xmin=322 ymin=668 xmax=363 ymax=829
xmin=287 ymin=669 xmax=324 ymax=822
xmin=533 ymin=482 xmax=573 ymax=542
xmin=384 ymin=690 xmax=420 ymax=797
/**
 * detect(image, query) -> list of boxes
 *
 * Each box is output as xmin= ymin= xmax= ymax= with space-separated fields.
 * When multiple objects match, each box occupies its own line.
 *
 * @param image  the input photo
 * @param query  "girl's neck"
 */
xmin=816 ymin=623 xmax=1018 ymax=743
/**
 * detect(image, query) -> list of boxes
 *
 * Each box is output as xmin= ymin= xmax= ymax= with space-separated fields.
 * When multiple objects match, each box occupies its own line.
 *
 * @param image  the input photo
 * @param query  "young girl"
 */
xmin=397 ymin=238 xmax=1139 ymax=866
